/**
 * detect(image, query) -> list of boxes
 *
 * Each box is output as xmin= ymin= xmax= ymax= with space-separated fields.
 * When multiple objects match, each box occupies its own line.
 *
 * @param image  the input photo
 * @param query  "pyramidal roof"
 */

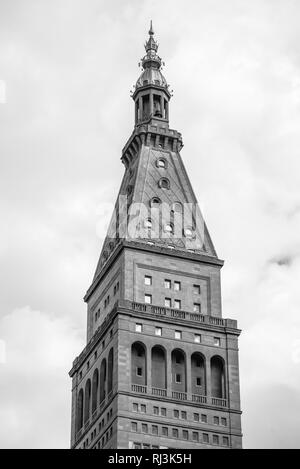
xmin=92 ymin=25 xmax=217 ymax=281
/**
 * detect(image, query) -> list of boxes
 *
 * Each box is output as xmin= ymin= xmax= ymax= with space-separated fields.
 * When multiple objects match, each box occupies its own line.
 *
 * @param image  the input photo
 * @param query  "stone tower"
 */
xmin=69 ymin=23 xmax=243 ymax=450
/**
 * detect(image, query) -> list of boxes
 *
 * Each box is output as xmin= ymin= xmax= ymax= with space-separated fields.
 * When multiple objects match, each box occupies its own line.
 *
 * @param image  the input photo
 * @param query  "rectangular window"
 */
xmin=214 ymin=337 xmax=220 ymax=346
xmin=192 ymin=432 xmax=199 ymax=442
xmin=174 ymin=299 xmax=181 ymax=309
xmin=221 ymin=417 xmax=227 ymax=426
xmin=142 ymin=423 xmax=148 ymax=433
xmin=164 ymin=279 xmax=171 ymax=289
xmin=196 ymin=377 xmax=201 ymax=386
xmin=162 ymin=427 xmax=168 ymax=436
xmin=141 ymin=404 xmax=146 ymax=413
xmin=155 ymin=327 xmax=162 ymax=336
xmin=193 ymin=284 xmax=201 ymax=295
xmin=144 ymin=275 xmax=152 ymax=286
xmin=145 ymin=294 xmax=152 ymax=304
xmin=194 ymin=334 xmax=201 ymax=343
xmin=131 ymin=422 xmax=137 ymax=432
xmin=223 ymin=436 xmax=229 ymax=447
xmin=101 ymin=341 xmax=105 ymax=350
xmin=193 ymin=303 xmax=201 ymax=313
xmin=203 ymin=433 xmax=209 ymax=443
xmin=165 ymin=297 xmax=171 ymax=308
xmin=172 ymin=428 xmax=179 ymax=438
xmin=174 ymin=281 xmax=181 ymax=291
xmin=143 ymin=443 xmax=151 ymax=449
xmin=173 ymin=409 xmax=179 ymax=418
xmin=175 ymin=374 xmax=181 ymax=383
xmin=181 ymin=411 xmax=187 ymax=420
xmin=193 ymin=413 xmax=199 ymax=422
xmin=152 ymin=425 xmax=158 ymax=436
xmin=175 ymin=330 xmax=182 ymax=340
xmin=213 ymin=435 xmax=219 ymax=445
xmin=136 ymin=367 xmax=143 ymax=377
xmin=135 ymin=323 xmax=142 ymax=333
xmin=161 ymin=408 xmax=166 ymax=417
xmin=133 ymin=442 xmax=141 ymax=449
xmin=213 ymin=416 xmax=220 ymax=425
xmin=201 ymin=414 xmax=207 ymax=423
xmin=182 ymin=430 xmax=188 ymax=440
xmin=153 ymin=406 xmax=159 ymax=415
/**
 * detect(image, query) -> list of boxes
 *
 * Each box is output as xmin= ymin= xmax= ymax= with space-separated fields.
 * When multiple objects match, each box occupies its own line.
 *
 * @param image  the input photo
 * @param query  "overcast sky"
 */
xmin=1 ymin=0 xmax=300 ymax=449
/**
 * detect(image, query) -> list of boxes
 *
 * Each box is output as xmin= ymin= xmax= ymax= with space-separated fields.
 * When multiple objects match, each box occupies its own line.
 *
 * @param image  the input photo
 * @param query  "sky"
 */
xmin=0 ymin=0 xmax=300 ymax=449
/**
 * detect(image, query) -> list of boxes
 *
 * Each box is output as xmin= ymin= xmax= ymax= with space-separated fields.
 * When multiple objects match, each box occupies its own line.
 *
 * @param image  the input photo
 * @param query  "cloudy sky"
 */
xmin=1 ymin=0 xmax=300 ymax=448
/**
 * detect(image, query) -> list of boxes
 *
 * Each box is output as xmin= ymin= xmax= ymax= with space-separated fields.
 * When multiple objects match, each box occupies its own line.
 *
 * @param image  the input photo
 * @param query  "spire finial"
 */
xmin=149 ymin=20 xmax=154 ymax=36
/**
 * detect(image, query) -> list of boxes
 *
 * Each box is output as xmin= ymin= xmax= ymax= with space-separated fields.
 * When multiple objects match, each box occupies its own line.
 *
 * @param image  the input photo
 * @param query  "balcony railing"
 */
xmin=211 ymin=397 xmax=227 ymax=407
xmin=131 ymin=384 xmax=147 ymax=393
xmin=172 ymin=391 xmax=187 ymax=401
xmin=152 ymin=387 xmax=167 ymax=397
xmin=192 ymin=394 xmax=207 ymax=404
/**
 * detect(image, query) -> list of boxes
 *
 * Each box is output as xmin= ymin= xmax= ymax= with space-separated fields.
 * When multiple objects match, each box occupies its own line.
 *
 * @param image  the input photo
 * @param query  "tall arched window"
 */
xmin=100 ymin=358 xmax=107 ymax=403
xmin=76 ymin=388 xmax=84 ymax=432
xmin=191 ymin=352 xmax=206 ymax=395
xmin=84 ymin=379 xmax=91 ymax=423
xmin=131 ymin=342 xmax=147 ymax=386
xmin=171 ymin=349 xmax=186 ymax=392
xmin=107 ymin=348 xmax=114 ymax=394
xmin=211 ymin=356 xmax=225 ymax=398
xmin=91 ymin=369 xmax=99 ymax=413
xmin=151 ymin=346 xmax=166 ymax=389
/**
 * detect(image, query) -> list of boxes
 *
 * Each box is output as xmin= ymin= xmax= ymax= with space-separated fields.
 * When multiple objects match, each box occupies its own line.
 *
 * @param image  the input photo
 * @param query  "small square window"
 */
xmin=162 ymin=427 xmax=168 ymax=436
xmin=175 ymin=374 xmax=181 ymax=383
xmin=145 ymin=275 xmax=152 ymax=285
xmin=145 ymin=294 xmax=152 ymax=304
xmin=173 ymin=409 xmax=179 ymax=418
xmin=132 ymin=403 xmax=138 ymax=412
xmin=161 ymin=408 xmax=166 ymax=417
xmin=152 ymin=425 xmax=158 ymax=436
xmin=155 ymin=327 xmax=162 ymax=336
xmin=214 ymin=416 xmax=220 ymax=425
xmin=141 ymin=404 xmax=146 ymax=413
xmin=153 ymin=406 xmax=159 ymax=415
xmin=203 ymin=433 xmax=209 ymax=443
xmin=182 ymin=430 xmax=188 ymax=440
xmin=196 ymin=377 xmax=201 ymax=386
xmin=201 ymin=414 xmax=207 ymax=423
xmin=165 ymin=297 xmax=171 ymax=308
xmin=214 ymin=337 xmax=220 ymax=346
xmin=164 ymin=279 xmax=171 ymax=289
xmin=193 ymin=303 xmax=201 ymax=313
xmin=192 ymin=432 xmax=199 ymax=442
xmin=135 ymin=323 xmax=142 ymax=333
xmin=193 ymin=413 xmax=199 ymax=422
xmin=194 ymin=334 xmax=201 ymax=343
xmin=213 ymin=435 xmax=219 ymax=445
xmin=174 ymin=281 xmax=181 ymax=291
xmin=142 ymin=423 xmax=148 ymax=433
xmin=181 ymin=411 xmax=187 ymax=420
xmin=193 ymin=284 xmax=201 ymax=295
xmin=175 ymin=330 xmax=182 ymax=340
xmin=174 ymin=299 xmax=181 ymax=309
xmin=172 ymin=428 xmax=179 ymax=438
xmin=136 ymin=367 xmax=143 ymax=376
xmin=131 ymin=422 xmax=137 ymax=432
xmin=223 ymin=436 xmax=229 ymax=447
xmin=221 ymin=417 xmax=227 ymax=426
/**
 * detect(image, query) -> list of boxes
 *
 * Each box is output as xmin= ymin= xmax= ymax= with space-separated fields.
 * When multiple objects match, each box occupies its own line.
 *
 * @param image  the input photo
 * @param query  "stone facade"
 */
xmin=69 ymin=24 xmax=242 ymax=450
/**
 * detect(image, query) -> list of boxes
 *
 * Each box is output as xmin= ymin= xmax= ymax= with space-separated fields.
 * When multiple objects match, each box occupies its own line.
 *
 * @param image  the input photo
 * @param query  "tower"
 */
xmin=69 ymin=23 xmax=243 ymax=450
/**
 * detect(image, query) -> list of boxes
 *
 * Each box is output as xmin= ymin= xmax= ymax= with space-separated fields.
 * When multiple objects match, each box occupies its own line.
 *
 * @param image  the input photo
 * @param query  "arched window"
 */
xmin=149 ymin=197 xmax=161 ymax=208
xmin=144 ymin=218 xmax=153 ymax=229
xmin=211 ymin=356 xmax=225 ymax=398
xmin=131 ymin=342 xmax=147 ymax=386
xmin=158 ymin=178 xmax=170 ymax=190
xmin=76 ymin=388 xmax=84 ymax=432
xmin=84 ymin=379 xmax=91 ymax=423
xmin=100 ymin=359 xmax=107 ymax=403
xmin=156 ymin=158 xmax=167 ymax=169
xmin=91 ymin=369 xmax=99 ymax=413
xmin=151 ymin=346 xmax=166 ymax=389
xmin=191 ymin=352 xmax=206 ymax=395
xmin=107 ymin=348 xmax=114 ymax=394
xmin=164 ymin=223 xmax=174 ymax=234
xmin=171 ymin=349 xmax=186 ymax=393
